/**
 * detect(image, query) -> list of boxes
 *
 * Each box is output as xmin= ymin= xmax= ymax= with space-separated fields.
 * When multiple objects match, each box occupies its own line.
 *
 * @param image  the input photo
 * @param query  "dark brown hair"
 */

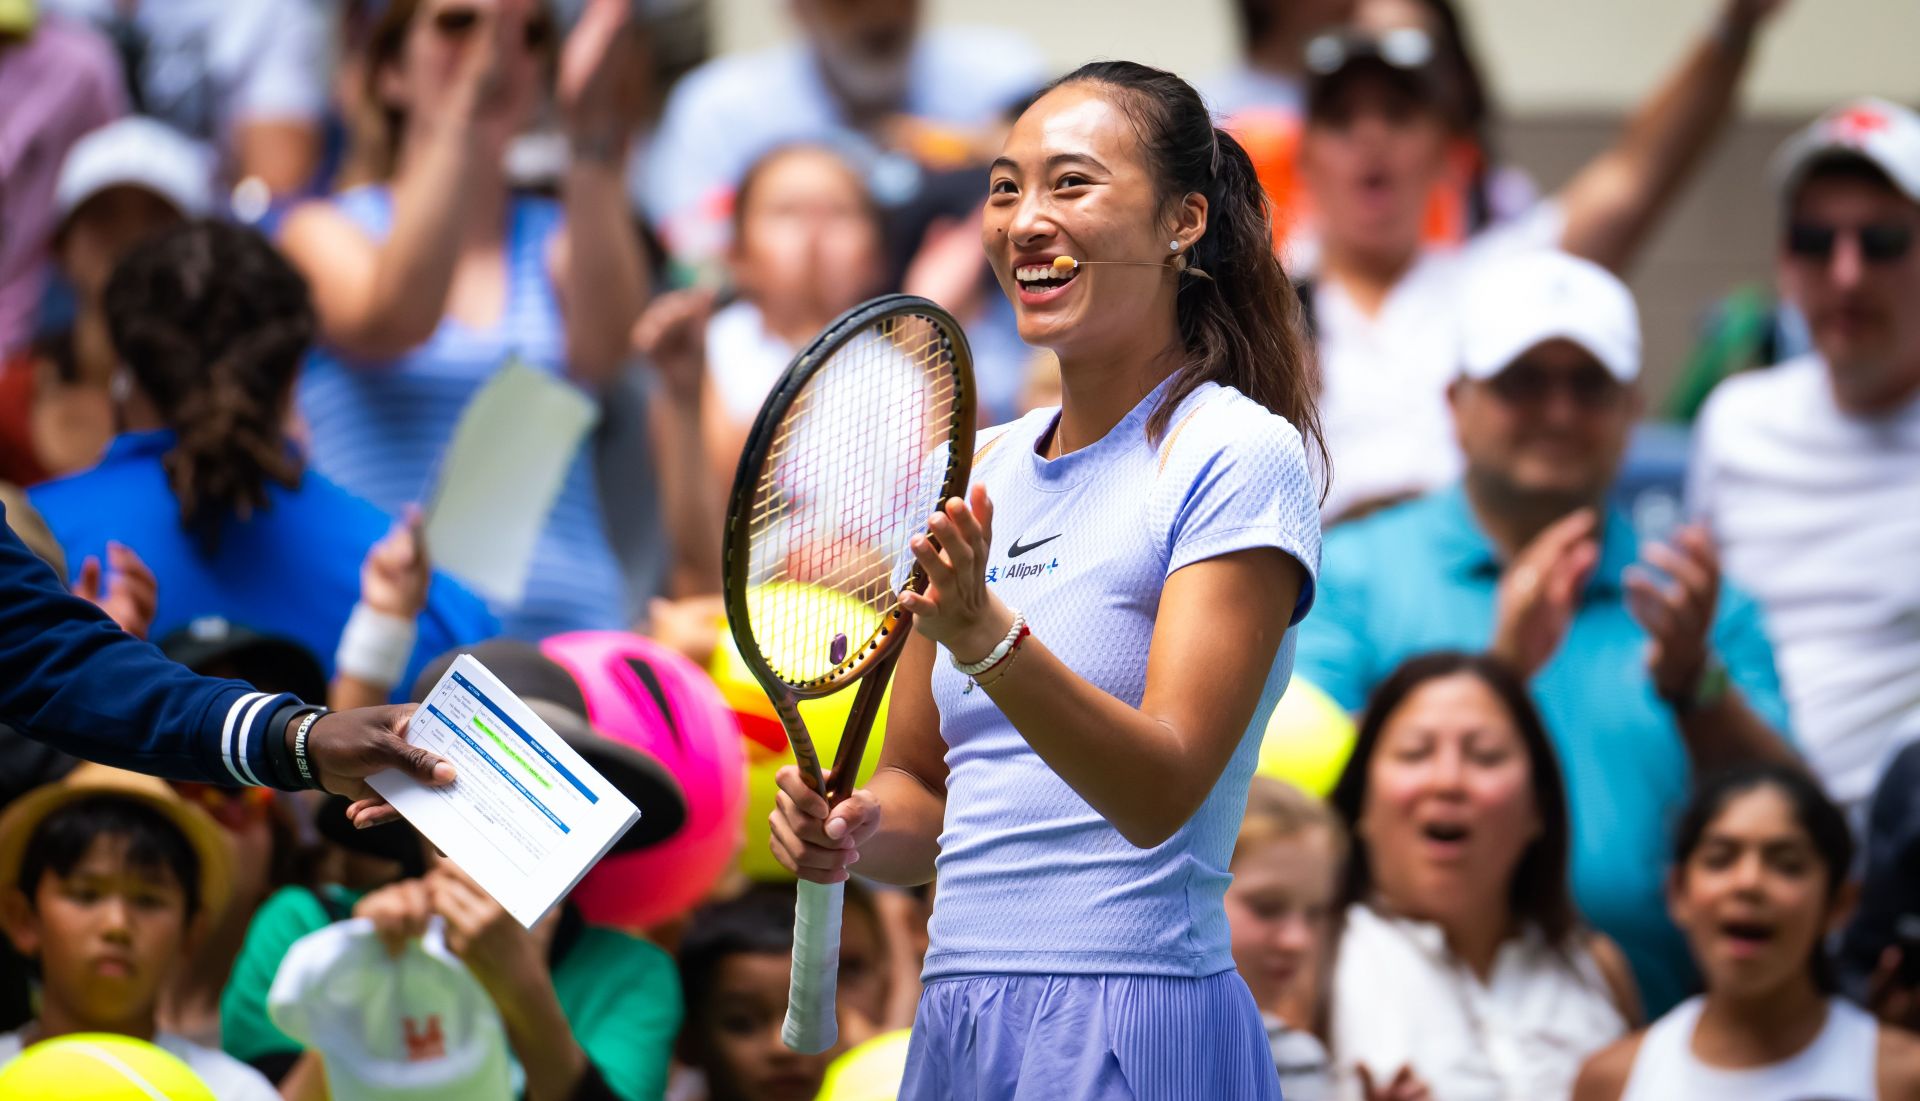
xmin=103 ymin=220 xmax=313 ymax=554
xmin=1329 ymin=651 xmax=1579 ymax=950
xmin=1043 ymin=61 xmax=1327 ymax=480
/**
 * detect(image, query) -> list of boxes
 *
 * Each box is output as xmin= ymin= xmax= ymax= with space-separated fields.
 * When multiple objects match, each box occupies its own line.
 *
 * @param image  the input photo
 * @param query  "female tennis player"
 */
xmin=769 ymin=60 xmax=1324 ymax=1099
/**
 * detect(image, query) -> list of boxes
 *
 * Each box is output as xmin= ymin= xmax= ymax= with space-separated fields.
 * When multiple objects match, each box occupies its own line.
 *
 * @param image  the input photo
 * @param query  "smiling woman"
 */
xmin=765 ymin=60 xmax=1325 ymax=1099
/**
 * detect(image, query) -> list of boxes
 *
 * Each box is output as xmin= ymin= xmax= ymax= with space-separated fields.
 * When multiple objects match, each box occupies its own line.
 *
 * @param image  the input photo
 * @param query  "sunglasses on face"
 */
xmin=1785 ymin=221 xmax=1915 ymax=264
xmin=1483 ymin=363 xmax=1624 ymax=409
xmin=430 ymin=5 xmax=554 ymax=51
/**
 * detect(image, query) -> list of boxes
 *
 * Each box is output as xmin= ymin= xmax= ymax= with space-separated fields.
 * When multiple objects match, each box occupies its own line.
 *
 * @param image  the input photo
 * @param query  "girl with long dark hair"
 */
xmin=1575 ymin=763 xmax=1920 ymax=1100
xmin=769 ymin=60 xmax=1324 ymax=1097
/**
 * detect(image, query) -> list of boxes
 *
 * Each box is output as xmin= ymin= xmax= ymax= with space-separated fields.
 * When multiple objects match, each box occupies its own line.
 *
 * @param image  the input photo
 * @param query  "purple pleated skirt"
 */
xmin=900 ymin=970 xmax=1283 ymax=1100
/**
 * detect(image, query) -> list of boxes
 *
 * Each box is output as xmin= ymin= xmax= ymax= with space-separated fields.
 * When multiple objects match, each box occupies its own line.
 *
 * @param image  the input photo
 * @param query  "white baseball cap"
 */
xmin=268 ymin=917 xmax=514 ymax=1101
xmin=1772 ymin=98 xmax=1920 ymax=206
xmin=1458 ymin=250 xmax=1641 ymax=383
xmin=54 ymin=117 xmax=215 ymax=229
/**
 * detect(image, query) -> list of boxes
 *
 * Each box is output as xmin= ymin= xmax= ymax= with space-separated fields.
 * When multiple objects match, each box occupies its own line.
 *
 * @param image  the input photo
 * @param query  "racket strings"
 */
xmin=745 ymin=313 xmax=963 ymax=686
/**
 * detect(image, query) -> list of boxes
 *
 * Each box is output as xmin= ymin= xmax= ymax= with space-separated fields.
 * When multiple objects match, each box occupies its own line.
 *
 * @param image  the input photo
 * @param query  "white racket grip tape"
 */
xmin=782 ymin=878 xmax=845 ymax=1053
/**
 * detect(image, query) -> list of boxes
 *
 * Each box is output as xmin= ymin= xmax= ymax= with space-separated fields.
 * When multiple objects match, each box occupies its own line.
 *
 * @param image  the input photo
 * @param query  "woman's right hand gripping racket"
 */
xmin=722 ymin=295 xmax=975 ymax=1053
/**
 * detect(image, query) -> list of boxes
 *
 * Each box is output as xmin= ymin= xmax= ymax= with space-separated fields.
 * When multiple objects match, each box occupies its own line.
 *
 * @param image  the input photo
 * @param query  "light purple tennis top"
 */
xmin=923 ymin=377 xmax=1322 ymax=981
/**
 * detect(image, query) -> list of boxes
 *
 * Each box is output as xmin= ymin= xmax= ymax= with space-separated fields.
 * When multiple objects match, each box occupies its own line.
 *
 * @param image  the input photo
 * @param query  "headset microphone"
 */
xmin=1050 ymin=254 xmax=1212 ymax=280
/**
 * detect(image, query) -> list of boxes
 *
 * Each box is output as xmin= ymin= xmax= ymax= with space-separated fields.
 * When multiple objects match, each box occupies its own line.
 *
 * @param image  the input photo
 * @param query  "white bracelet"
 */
xmin=336 ymin=604 xmax=418 ymax=686
xmin=950 ymin=610 xmax=1027 ymax=676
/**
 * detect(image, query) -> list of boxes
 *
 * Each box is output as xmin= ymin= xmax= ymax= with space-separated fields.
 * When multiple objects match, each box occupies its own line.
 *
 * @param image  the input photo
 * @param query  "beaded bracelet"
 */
xmin=951 ymin=610 xmax=1028 ymax=676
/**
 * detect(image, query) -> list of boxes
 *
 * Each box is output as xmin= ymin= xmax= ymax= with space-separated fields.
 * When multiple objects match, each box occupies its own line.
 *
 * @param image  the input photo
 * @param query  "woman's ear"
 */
xmin=1173 ymin=192 xmax=1209 ymax=253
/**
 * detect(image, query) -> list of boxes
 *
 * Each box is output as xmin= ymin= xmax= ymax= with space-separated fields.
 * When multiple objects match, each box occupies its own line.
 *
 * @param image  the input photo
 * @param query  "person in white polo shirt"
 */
xmin=1688 ymin=98 xmax=1920 ymax=813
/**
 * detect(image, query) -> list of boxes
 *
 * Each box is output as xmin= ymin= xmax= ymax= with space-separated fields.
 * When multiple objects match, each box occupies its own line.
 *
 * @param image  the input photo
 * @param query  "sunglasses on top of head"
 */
xmin=430 ymin=5 xmax=554 ymax=50
xmin=1785 ymin=221 xmax=1916 ymax=264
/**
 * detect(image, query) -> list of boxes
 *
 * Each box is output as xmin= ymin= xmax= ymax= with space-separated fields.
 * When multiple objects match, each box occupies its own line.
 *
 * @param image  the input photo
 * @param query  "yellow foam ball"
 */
xmin=709 ymin=584 xmax=892 ymax=882
xmin=1255 ymin=677 xmax=1358 ymax=798
xmin=816 ymin=1030 xmax=913 ymax=1101
xmin=0 ymin=1034 xmax=216 ymax=1101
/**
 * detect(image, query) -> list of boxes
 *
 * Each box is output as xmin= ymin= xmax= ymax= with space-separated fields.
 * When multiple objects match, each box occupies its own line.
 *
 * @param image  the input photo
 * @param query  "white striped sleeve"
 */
xmin=219 ymin=692 xmax=270 ymax=786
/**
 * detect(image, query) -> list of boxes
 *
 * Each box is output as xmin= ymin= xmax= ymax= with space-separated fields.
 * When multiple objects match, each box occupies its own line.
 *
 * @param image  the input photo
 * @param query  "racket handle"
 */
xmin=783 ymin=878 xmax=844 ymax=1054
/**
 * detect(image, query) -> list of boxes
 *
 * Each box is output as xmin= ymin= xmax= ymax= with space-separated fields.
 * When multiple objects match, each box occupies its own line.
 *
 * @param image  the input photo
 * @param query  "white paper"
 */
xmin=424 ymin=359 xmax=598 ymax=605
xmin=371 ymin=655 xmax=640 ymax=927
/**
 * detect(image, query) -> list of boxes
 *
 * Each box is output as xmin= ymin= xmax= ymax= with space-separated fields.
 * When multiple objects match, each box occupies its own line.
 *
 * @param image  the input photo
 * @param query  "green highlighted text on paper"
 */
xmin=474 ymin=715 xmax=553 ymax=791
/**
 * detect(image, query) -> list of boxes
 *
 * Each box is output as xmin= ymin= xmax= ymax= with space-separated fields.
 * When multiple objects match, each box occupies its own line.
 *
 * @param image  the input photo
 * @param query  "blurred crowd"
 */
xmin=1 ymin=0 xmax=1918 ymax=1099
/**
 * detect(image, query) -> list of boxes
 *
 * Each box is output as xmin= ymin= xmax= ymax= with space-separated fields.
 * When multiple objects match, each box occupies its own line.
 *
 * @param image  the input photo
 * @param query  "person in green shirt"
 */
xmin=222 ymin=854 xmax=682 ymax=1101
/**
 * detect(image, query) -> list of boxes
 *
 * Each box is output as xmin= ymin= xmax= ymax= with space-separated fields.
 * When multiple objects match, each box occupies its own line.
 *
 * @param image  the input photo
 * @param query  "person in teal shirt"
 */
xmin=1298 ymin=251 xmax=1795 ymax=1016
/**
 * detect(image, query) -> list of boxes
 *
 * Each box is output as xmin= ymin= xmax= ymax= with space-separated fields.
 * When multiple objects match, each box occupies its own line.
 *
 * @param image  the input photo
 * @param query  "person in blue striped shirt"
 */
xmin=279 ymin=0 xmax=646 ymax=640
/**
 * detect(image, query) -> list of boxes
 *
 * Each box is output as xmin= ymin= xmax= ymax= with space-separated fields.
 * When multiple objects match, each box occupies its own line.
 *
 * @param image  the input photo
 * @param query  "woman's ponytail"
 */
xmin=104 ymin=220 xmax=314 ymax=554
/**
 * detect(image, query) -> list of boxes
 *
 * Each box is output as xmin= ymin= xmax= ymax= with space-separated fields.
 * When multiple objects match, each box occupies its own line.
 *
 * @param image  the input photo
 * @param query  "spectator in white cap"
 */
xmin=1297 ymin=249 xmax=1797 ymax=1015
xmin=1689 ymin=97 xmax=1920 ymax=816
xmin=0 ymin=116 xmax=211 ymax=485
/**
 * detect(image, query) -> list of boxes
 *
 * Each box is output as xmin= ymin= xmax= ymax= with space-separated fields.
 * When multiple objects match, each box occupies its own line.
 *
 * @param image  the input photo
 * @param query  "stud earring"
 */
xmin=1169 ymin=240 xmax=1180 ymax=251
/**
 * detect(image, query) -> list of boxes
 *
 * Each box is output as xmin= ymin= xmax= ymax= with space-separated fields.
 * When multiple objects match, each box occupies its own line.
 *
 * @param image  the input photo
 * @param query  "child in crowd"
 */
xmin=1227 ymin=776 xmax=1347 ymax=1101
xmin=348 ymin=846 xmax=682 ymax=1101
xmin=1575 ymin=763 xmax=1920 ymax=1100
xmin=0 ymin=764 xmax=277 ymax=1100
xmin=676 ymin=881 xmax=891 ymax=1101
xmin=697 ymin=142 xmax=889 ymax=495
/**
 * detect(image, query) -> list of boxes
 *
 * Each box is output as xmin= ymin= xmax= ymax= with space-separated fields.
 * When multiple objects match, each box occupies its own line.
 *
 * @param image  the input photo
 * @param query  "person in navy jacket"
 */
xmin=1 ymin=500 xmax=450 ymax=805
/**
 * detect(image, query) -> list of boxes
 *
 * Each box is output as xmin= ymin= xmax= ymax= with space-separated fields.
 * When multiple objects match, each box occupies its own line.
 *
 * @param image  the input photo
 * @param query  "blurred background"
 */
xmin=707 ymin=0 xmax=1920 ymax=398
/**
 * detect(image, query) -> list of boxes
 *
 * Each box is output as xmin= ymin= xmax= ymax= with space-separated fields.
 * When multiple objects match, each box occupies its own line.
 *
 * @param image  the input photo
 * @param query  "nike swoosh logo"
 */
xmin=1007 ymin=534 xmax=1063 ymax=558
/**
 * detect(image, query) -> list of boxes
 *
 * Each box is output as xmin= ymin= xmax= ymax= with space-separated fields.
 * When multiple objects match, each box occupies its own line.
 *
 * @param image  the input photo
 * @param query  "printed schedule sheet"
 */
xmin=370 ymin=654 xmax=640 ymax=926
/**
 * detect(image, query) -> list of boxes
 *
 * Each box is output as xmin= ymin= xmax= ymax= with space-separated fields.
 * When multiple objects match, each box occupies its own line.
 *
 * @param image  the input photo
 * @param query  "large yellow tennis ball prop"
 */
xmin=1255 ymin=677 xmax=1357 ymax=798
xmin=0 ymin=1034 xmax=215 ymax=1100
xmin=817 ymin=1030 xmax=913 ymax=1101
xmin=711 ymin=583 xmax=892 ymax=882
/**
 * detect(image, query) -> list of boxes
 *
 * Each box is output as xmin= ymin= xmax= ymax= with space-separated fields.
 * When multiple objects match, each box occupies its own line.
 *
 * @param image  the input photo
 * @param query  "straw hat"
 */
xmin=0 ymin=763 xmax=235 ymax=920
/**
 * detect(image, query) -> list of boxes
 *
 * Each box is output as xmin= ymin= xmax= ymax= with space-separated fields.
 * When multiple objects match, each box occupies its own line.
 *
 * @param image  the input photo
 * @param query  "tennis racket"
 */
xmin=722 ymin=294 xmax=975 ymax=1054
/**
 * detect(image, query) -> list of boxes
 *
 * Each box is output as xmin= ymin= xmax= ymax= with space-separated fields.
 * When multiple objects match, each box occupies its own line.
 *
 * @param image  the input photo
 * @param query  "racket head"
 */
xmin=722 ymin=295 xmax=975 ymax=743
